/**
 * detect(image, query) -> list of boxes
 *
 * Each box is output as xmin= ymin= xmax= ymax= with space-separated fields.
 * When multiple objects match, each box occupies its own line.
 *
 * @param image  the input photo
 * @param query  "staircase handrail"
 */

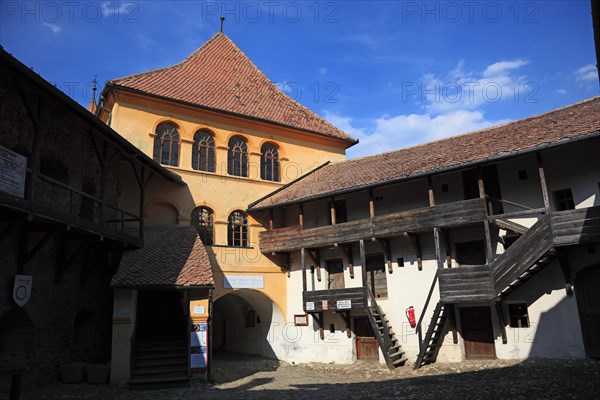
xmin=415 ymin=269 xmax=440 ymax=354
xmin=366 ymin=284 xmax=390 ymax=356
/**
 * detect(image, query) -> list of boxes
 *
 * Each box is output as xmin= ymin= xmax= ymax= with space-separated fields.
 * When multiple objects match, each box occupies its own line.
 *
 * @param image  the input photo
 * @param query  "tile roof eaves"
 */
xmin=111 ymin=283 xmax=215 ymax=289
xmin=252 ymin=130 xmax=600 ymax=210
xmin=108 ymin=84 xmax=358 ymax=145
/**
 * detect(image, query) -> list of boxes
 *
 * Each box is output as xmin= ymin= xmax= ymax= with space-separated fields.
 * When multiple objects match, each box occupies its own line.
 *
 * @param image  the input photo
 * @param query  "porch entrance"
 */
xmin=353 ymin=317 xmax=378 ymax=361
xmin=576 ymin=265 xmax=600 ymax=358
xmin=460 ymin=306 xmax=496 ymax=359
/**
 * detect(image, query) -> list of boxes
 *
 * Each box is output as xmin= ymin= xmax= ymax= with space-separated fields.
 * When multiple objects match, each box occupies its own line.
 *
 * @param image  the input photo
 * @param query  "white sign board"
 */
xmin=0 ymin=146 xmax=27 ymax=198
xmin=337 ymin=300 xmax=352 ymax=309
xmin=190 ymin=323 xmax=208 ymax=369
xmin=305 ymin=302 xmax=315 ymax=311
xmin=193 ymin=305 xmax=205 ymax=315
xmin=223 ymin=275 xmax=264 ymax=289
xmin=13 ymin=275 xmax=32 ymax=307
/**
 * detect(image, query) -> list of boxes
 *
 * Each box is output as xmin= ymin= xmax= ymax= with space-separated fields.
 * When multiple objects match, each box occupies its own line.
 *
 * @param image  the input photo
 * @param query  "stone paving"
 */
xmin=5 ymin=352 xmax=600 ymax=400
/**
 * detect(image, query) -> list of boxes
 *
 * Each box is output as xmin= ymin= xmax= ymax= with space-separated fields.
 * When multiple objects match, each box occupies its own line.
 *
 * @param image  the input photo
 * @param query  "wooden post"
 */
xmin=433 ymin=227 xmax=443 ymax=269
xmin=298 ymin=203 xmax=304 ymax=229
xmin=427 ymin=176 xmax=435 ymax=206
xmin=330 ymin=198 xmax=336 ymax=225
xmin=301 ymin=248 xmax=307 ymax=292
xmin=478 ymin=168 xmax=493 ymax=264
xmin=269 ymin=209 xmax=274 ymax=230
xmin=306 ymin=249 xmax=321 ymax=282
xmin=537 ymin=152 xmax=551 ymax=212
xmin=369 ymin=189 xmax=375 ymax=218
xmin=360 ymin=239 xmax=367 ymax=288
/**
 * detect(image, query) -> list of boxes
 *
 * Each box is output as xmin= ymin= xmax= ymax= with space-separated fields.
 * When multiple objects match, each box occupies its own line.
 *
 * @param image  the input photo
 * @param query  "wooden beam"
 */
xmin=477 ymin=168 xmax=486 ymax=200
xmin=494 ymin=302 xmax=508 ymax=344
xmin=298 ymin=203 xmax=304 ymax=229
xmin=441 ymin=229 xmax=452 ymax=267
xmin=335 ymin=244 xmax=354 ymax=279
xmin=369 ymin=189 xmax=375 ymax=218
xmin=537 ymin=152 xmax=551 ymax=212
xmin=407 ymin=233 xmax=423 ymax=270
xmin=330 ymin=198 xmax=336 ymax=225
xmin=483 ymin=220 xmax=493 ymax=264
xmin=373 ymin=238 xmax=393 ymax=273
xmin=427 ymin=176 xmax=435 ymax=206
xmin=446 ymin=305 xmax=459 ymax=344
xmin=339 ymin=311 xmax=352 ymax=338
xmin=305 ymin=249 xmax=321 ymax=282
xmin=269 ymin=209 xmax=274 ymax=230
xmin=301 ymin=248 xmax=307 ymax=292
xmin=360 ymin=239 xmax=367 ymax=287
xmin=557 ymin=250 xmax=573 ymax=296
xmin=310 ymin=312 xmax=325 ymax=340
xmin=433 ymin=228 xmax=444 ymax=269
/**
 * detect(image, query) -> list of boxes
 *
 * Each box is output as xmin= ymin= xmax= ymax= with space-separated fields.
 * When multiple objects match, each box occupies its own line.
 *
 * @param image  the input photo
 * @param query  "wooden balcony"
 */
xmin=303 ymin=287 xmax=367 ymax=313
xmin=438 ymin=206 xmax=600 ymax=303
xmin=260 ymin=198 xmax=488 ymax=253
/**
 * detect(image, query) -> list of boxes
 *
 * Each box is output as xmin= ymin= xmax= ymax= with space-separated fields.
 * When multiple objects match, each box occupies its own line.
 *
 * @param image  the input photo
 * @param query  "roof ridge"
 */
xmin=109 ymin=32 xmax=225 ymax=85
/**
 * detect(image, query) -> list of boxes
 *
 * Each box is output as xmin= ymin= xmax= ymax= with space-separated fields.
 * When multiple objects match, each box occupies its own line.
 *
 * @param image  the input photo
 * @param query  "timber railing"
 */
xmin=365 ymin=284 xmax=392 ymax=368
xmin=416 ymin=269 xmax=440 ymax=351
xmin=260 ymin=198 xmax=487 ymax=253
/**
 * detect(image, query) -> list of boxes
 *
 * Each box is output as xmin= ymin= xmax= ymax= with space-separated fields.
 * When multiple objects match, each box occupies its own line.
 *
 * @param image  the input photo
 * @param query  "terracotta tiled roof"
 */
xmin=108 ymin=33 xmax=356 ymax=144
xmin=111 ymin=225 xmax=214 ymax=287
xmin=250 ymin=97 xmax=600 ymax=210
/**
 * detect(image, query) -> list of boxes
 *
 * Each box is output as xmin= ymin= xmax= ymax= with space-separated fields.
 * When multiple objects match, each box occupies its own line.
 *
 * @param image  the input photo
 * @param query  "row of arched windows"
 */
xmin=190 ymin=206 xmax=248 ymax=247
xmin=153 ymin=122 xmax=281 ymax=182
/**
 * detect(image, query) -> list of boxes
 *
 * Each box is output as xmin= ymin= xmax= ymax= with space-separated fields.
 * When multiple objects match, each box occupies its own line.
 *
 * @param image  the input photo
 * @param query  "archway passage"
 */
xmin=576 ymin=265 xmax=600 ymax=358
xmin=212 ymin=290 xmax=285 ymax=360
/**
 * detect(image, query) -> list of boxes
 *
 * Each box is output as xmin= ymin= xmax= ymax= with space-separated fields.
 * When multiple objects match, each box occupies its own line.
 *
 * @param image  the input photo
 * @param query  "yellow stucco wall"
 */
xmin=106 ymin=90 xmax=349 ymax=321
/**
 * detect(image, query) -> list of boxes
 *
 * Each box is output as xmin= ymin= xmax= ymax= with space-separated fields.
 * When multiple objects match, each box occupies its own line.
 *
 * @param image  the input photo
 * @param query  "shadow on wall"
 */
xmin=212 ymin=289 xmax=285 ymax=365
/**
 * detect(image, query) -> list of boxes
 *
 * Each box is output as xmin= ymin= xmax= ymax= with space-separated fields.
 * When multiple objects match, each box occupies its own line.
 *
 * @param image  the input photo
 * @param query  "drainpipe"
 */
xmin=206 ymin=287 xmax=214 ymax=383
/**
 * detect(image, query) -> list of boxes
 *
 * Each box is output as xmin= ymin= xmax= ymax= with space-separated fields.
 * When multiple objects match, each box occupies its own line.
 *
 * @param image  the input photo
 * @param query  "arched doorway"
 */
xmin=212 ymin=290 xmax=286 ymax=360
xmin=576 ymin=264 xmax=600 ymax=358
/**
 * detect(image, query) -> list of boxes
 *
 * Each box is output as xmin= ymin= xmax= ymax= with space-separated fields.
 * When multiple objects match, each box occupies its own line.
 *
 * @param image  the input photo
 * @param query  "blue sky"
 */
xmin=1 ymin=1 xmax=597 ymax=158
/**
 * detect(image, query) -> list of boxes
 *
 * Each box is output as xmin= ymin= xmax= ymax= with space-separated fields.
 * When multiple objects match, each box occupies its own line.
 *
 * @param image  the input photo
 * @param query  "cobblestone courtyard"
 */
xmin=7 ymin=353 xmax=600 ymax=400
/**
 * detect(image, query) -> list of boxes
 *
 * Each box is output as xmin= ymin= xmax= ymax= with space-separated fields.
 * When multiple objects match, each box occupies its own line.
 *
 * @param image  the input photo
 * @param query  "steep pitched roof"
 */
xmin=108 ymin=33 xmax=356 ymax=144
xmin=111 ymin=225 xmax=214 ymax=288
xmin=249 ymin=97 xmax=600 ymax=210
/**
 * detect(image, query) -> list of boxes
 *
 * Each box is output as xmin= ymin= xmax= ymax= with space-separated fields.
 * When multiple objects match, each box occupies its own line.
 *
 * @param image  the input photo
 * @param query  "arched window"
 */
xmin=191 ymin=206 xmax=214 ymax=245
xmin=260 ymin=143 xmax=280 ymax=182
xmin=192 ymin=130 xmax=216 ymax=172
xmin=227 ymin=136 xmax=248 ymax=177
xmin=228 ymin=210 xmax=248 ymax=247
xmin=153 ymin=122 xmax=180 ymax=166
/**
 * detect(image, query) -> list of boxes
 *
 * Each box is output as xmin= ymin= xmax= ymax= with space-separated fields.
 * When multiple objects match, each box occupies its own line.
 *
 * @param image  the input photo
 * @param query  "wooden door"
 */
xmin=460 ymin=307 xmax=496 ymax=359
xmin=576 ymin=266 xmax=600 ymax=358
xmin=354 ymin=317 xmax=378 ymax=361
xmin=366 ymin=255 xmax=387 ymax=298
xmin=327 ymin=259 xmax=345 ymax=290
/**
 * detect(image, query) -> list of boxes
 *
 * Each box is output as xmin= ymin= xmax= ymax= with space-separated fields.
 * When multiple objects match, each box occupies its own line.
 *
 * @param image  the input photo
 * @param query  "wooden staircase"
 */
xmin=414 ymin=302 xmax=448 ymax=369
xmin=129 ymin=335 xmax=189 ymax=387
xmin=366 ymin=286 xmax=407 ymax=369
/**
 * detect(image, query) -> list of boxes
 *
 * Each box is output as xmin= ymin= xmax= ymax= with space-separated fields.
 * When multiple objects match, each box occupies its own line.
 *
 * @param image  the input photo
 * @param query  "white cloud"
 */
xmin=327 ymin=110 xmax=510 ymax=159
xmin=482 ymin=60 xmax=529 ymax=78
xmin=101 ymin=2 xmax=135 ymax=16
xmin=556 ymin=89 xmax=567 ymax=95
xmin=43 ymin=22 xmax=62 ymax=34
xmin=575 ymin=64 xmax=597 ymax=84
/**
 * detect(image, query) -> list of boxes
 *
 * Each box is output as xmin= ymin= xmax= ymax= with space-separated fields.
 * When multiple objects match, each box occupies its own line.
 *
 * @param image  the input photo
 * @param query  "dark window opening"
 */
xmin=79 ymin=178 xmax=97 ymax=221
xmin=153 ymin=122 xmax=180 ymax=166
xmin=366 ymin=254 xmax=387 ymax=298
xmin=441 ymin=183 xmax=449 ymax=192
xmin=329 ymin=200 xmax=348 ymax=224
xmin=191 ymin=206 xmax=214 ymax=245
xmin=397 ymin=257 xmax=405 ymax=267
xmin=227 ymin=136 xmax=248 ymax=177
xmin=40 ymin=157 xmax=68 ymax=183
xmin=260 ymin=142 xmax=280 ymax=182
xmin=245 ymin=310 xmax=256 ymax=327
xmin=455 ymin=240 xmax=486 ymax=266
xmin=329 ymin=324 xmax=335 ymax=333
xmin=192 ymin=130 xmax=216 ymax=172
xmin=553 ymin=188 xmax=575 ymax=211
xmin=518 ymin=170 xmax=528 ymax=180
xmin=228 ymin=210 xmax=248 ymax=247
xmin=508 ymin=303 xmax=530 ymax=328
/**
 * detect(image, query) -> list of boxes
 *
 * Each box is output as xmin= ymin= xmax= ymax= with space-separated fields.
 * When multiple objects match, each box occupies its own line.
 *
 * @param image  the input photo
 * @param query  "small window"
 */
xmin=227 ymin=136 xmax=248 ymax=177
xmin=191 ymin=206 xmax=214 ymax=245
xmin=397 ymin=257 xmax=404 ymax=267
xmin=508 ymin=303 xmax=530 ymax=328
xmin=553 ymin=188 xmax=575 ymax=211
xmin=228 ymin=210 xmax=248 ymax=247
xmin=153 ymin=122 xmax=180 ymax=166
xmin=260 ymin=143 xmax=280 ymax=182
xmin=192 ymin=130 xmax=216 ymax=172
xmin=294 ymin=314 xmax=308 ymax=326
xmin=518 ymin=170 xmax=528 ymax=180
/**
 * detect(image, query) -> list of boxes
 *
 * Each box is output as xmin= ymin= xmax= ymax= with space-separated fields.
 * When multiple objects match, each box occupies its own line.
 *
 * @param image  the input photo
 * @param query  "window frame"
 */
xmin=153 ymin=122 xmax=180 ymax=167
xmin=192 ymin=130 xmax=216 ymax=172
xmin=191 ymin=206 xmax=214 ymax=245
xmin=260 ymin=142 xmax=280 ymax=182
xmin=553 ymin=188 xmax=575 ymax=211
xmin=227 ymin=136 xmax=249 ymax=177
xmin=228 ymin=210 xmax=249 ymax=247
